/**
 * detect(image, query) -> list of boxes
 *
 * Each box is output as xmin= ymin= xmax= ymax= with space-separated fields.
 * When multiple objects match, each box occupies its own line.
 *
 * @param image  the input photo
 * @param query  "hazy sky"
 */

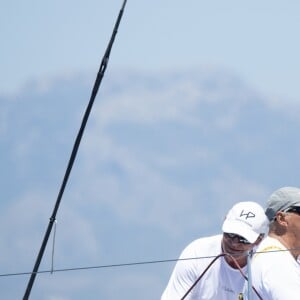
xmin=1 ymin=1 xmax=300 ymax=299
xmin=1 ymin=0 xmax=300 ymax=100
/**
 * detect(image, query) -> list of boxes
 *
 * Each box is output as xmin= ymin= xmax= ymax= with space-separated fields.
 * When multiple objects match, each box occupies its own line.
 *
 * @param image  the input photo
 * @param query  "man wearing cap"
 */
xmin=161 ymin=201 xmax=269 ymax=300
xmin=243 ymin=187 xmax=300 ymax=300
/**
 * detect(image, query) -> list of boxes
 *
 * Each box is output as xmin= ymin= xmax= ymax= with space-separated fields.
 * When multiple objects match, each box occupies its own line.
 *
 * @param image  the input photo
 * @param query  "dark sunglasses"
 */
xmin=224 ymin=232 xmax=251 ymax=245
xmin=285 ymin=206 xmax=300 ymax=215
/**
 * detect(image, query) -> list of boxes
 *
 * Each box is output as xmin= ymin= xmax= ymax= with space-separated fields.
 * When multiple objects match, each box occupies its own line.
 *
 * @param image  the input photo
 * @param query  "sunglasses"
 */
xmin=285 ymin=206 xmax=300 ymax=215
xmin=224 ymin=233 xmax=251 ymax=245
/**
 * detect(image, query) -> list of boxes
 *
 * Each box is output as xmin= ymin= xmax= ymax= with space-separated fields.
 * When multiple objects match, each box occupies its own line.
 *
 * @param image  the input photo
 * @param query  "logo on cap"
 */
xmin=240 ymin=210 xmax=255 ymax=219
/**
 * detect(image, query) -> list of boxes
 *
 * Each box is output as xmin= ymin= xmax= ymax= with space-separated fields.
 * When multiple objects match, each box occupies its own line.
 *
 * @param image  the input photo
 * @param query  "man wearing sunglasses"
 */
xmin=243 ymin=187 xmax=300 ymax=299
xmin=161 ymin=201 xmax=269 ymax=300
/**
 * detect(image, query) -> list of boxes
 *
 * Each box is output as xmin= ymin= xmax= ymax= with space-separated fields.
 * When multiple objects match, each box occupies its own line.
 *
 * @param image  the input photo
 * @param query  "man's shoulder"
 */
xmin=253 ymin=236 xmax=286 ymax=264
xmin=255 ymin=236 xmax=285 ymax=254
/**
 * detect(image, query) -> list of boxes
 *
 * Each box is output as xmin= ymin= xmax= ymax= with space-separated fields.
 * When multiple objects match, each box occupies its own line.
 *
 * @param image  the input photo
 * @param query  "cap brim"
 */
xmin=222 ymin=219 xmax=259 ymax=243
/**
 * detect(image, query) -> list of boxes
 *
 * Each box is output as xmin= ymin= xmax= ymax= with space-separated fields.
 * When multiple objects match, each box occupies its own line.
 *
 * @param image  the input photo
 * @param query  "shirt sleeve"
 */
xmin=161 ymin=243 xmax=199 ymax=300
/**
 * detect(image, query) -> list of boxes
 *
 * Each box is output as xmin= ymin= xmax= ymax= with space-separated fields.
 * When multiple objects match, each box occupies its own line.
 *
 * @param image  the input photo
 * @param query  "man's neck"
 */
xmin=225 ymin=256 xmax=247 ymax=269
xmin=269 ymin=233 xmax=299 ymax=260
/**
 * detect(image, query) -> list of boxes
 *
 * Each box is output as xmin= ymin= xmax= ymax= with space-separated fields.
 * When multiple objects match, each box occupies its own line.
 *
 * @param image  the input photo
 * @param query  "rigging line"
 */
xmin=50 ymin=220 xmax=57 ymax=274
xmin=180 ymin=254 xmax=224 ymax=300
xmin=2 ymin=247 xmax=298 ymax=279
xmin=180 ymin=253 xmax=263 ymax=300
xmin=22 ymin=1 xmax=128 ymax=299
xmin=1 ymin=257 xmax=200 ymax=278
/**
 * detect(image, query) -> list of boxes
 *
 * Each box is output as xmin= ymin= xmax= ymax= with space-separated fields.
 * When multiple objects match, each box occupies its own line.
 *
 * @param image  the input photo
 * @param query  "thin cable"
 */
xmin=247 ymin=249 xmax=254 ymax=300
xmin=180 ymin=252 xmax=263 ymax=300
xmin=51 ymin=220 xmax=57 ymax=274
xmin=1 ymin=247 xmax=297 ymax=279
xmin=22 ymin=1 xmax=128 ymax=299
xmin=1 ymin=257 xmax=202 ymax=278
xmin=180 ymin=253 xmax=224 ymax=300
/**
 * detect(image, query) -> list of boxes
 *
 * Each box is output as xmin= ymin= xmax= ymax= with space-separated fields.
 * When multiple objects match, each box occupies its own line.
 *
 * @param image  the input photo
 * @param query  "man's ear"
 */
xmin=275 ymin=211 xmax=289 ymax=226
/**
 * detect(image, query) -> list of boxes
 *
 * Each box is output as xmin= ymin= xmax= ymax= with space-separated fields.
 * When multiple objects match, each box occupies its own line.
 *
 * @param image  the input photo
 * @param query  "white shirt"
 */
xmin=161 ymin=235 xmax=247 ymax=300
xmin=243 ymin=236 xmax=300 ymax=300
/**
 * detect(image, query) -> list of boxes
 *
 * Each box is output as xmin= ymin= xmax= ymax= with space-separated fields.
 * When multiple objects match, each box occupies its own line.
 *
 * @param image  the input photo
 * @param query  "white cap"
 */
xmin=222 ymin=201 xmax=269 ymax=243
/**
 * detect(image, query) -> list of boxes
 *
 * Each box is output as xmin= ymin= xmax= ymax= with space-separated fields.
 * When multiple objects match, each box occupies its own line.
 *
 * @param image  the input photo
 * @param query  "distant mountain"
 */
xmin=1 ymin=68 xmax=300 ymax=299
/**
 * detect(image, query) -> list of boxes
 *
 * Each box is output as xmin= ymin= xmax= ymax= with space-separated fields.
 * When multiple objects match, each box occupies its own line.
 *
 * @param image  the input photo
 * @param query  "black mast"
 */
xmin=23 ymin=1 xmax=128 ymax=298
